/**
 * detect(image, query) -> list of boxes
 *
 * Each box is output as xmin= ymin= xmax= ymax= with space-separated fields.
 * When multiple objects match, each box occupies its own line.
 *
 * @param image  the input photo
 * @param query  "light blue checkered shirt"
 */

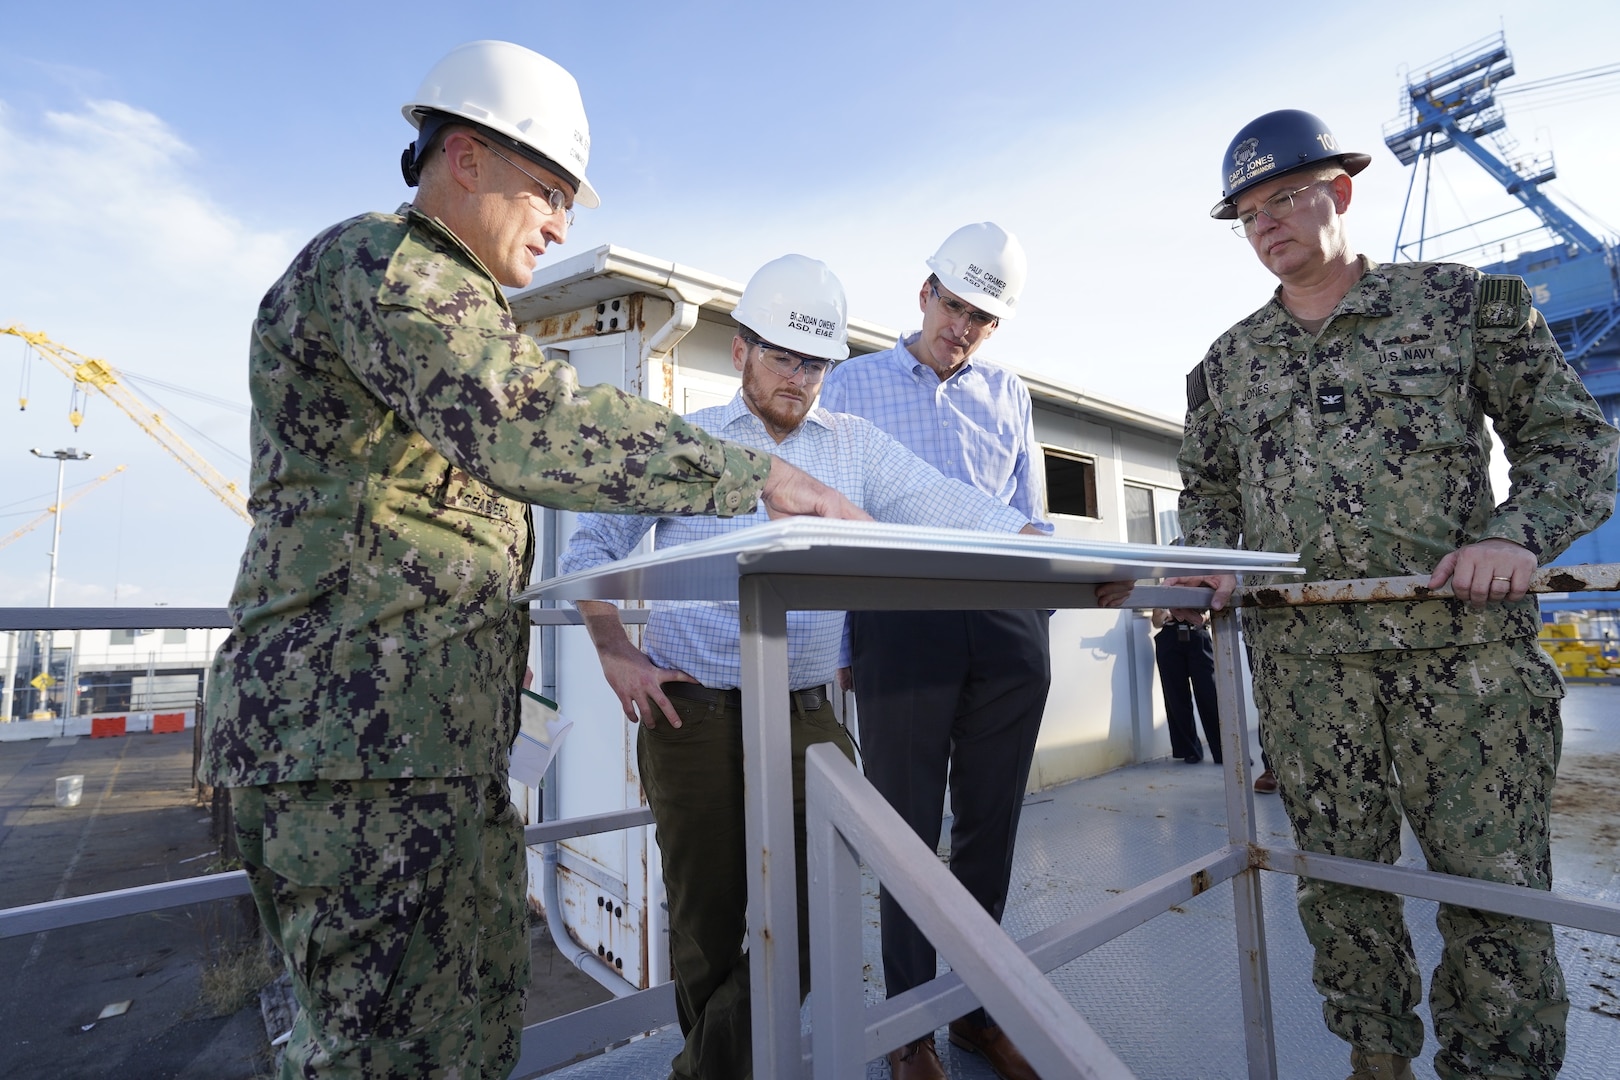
xmin=818 ymin=333 xmax=1051 ymax=532
xmin=558 ymin=391 xmax=1029 ymax=689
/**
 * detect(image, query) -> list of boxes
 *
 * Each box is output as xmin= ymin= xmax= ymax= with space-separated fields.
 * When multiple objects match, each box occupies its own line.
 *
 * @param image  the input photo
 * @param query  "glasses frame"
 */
xmin=1231 ymin=181 xmax=1329 ymax=237
xmin=741 ymin=331 xmax=835 ymax=381
xmin=471 ymin=137 xmax=576 ymax=226
xmin=929 ymin=282 xmax=998 ymax=329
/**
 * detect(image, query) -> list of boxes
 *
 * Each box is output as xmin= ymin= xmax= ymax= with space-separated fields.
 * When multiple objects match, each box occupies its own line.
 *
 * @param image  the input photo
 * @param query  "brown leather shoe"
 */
xmin=888 ymin=1035 xmax=946 ymax=1080
xmin=948 ymin=1018 xmax=1038 ymax=1080
xmin=1253 ymin=768 xmax=1279 ymax=794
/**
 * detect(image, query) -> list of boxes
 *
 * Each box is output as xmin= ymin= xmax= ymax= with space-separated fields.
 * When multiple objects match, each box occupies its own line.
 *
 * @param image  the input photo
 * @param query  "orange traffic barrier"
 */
xmin=152 ymin=713 xmax=186 ymax=734
xmin=91 ymin=716 xmax=127 ymax=738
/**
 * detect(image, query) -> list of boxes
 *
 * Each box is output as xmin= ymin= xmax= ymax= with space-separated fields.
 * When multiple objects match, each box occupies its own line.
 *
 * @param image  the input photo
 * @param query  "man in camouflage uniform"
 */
xmin=202 ymin=42 xmax=862 ymax=1080
xmin=1104 ymin=109 xmax=1617 ymax=1080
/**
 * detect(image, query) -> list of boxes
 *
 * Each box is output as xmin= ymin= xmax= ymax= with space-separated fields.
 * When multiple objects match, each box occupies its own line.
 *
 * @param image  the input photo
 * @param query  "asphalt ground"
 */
xmin=0 ymin=731 xmax=609 ymax=1080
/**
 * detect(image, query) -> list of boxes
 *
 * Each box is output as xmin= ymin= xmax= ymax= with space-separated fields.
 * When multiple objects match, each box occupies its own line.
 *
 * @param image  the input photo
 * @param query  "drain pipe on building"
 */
xmin=533 ymin=506 xmax=639 ymax=998
xmin=531 ymin=265 xmax=718 ymax=996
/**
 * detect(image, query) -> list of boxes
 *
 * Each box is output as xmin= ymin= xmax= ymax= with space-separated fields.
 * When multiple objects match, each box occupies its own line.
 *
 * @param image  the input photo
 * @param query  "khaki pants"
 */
xmin=231 ymin=774 xmax=528 ymax=1080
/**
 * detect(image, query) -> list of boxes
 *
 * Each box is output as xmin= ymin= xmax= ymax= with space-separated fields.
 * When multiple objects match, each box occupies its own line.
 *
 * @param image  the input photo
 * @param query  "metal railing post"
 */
xmin=806 ymin=744 xmax=866 ymax=1080
xmin=738 ymin=574 xmax=801 ymax=1079
xmin=1210 ymin=606 xmax=1278 ymax=1080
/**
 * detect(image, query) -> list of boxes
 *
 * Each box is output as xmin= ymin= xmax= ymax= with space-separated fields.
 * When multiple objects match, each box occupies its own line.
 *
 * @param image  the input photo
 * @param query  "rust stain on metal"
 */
xmin=1247 ymin=843 xmax=1271 ymax=869
xmin=1190 ymin=868 xmax=1213 ymax=896
xmin=1540 ymin=566 xmax=1620 ymax=592
xmin=518 ymin=305 xmax=602 ymax=345
xmin=1237 ymin=564 xmax=1620 ymax=609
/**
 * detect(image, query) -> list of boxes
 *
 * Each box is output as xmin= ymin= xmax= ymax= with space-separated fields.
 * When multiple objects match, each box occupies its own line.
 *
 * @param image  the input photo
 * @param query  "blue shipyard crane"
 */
xmin=1385 ymin=33 xmax=1620 ymax=613
xmin=1385 ymin=33 xmax=1620 ymax=386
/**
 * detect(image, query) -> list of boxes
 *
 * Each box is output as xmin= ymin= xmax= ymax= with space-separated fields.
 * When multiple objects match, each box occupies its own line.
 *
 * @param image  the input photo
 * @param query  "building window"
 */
xmin=164 ymin=628 xmax=187 ymax=645
xmin=111 ymin=629 xmax=135 ymax=646
xmin=1043 ymin=448 xmax=1098 ymax=518
xmin=1124 ymin=484 xmax=1157 ymax=545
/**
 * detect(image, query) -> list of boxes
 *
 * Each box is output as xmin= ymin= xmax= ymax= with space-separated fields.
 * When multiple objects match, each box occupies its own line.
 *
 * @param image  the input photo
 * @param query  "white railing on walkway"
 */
xmin=801 ymin=564 xmax=1620 ymax=1080
xmin=7 ymin=558 xmax=1619 ymax=1078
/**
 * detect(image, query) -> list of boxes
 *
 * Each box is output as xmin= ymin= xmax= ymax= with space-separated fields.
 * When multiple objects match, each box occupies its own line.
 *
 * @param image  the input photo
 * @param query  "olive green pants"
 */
xmin=638 ymin=690 xmax=855 ymax=1080
xmin=1251 ymin=638 xmax=1568 ymax=1079
xmin=231 ymin=774 xmax=528 ymax=1080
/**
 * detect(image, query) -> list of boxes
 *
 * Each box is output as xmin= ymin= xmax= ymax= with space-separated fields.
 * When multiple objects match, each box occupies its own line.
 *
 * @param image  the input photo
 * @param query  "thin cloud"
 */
xmin=0 ymin=97 xmax=276 ymax=607
xmin=0 ymin=99 xmax=296 ymax=301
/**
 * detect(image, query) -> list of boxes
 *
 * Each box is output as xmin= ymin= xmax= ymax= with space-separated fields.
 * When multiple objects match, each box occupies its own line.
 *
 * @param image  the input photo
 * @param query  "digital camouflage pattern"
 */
xmin=231 ymin=775 xmax=527 ymax=1079
xmin=1250 ymin=641 xmax=1568 ymax=1079
xmin=1180 ymin=258 xmax=1619 ymax=656
xmin=1181 ymin=258 xmax=1615 ymax=1079
xmin=204 ymin=206 xmax=771 ymax=787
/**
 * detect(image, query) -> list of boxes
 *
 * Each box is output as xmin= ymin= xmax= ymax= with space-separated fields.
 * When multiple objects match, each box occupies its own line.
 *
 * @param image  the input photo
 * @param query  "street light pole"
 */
xmin=30 ymin=447 xmax=93 ymax=608
xmin=29 ymin=447 xmax=91 ymax=719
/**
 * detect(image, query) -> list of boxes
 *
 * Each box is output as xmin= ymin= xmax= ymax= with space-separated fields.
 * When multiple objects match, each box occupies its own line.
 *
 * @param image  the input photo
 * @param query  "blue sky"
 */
xmin=2 ymin=2 xmax=1617 ymax=606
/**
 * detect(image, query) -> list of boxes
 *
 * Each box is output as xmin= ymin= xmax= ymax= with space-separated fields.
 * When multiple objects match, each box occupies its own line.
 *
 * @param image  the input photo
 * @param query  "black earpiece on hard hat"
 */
xmin=401 ymin=144 xmax=422 ymax=187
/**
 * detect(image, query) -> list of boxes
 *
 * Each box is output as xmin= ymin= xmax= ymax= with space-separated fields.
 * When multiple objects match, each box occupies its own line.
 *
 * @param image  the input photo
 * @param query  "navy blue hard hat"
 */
xmin=1211 ymin=109 xmax=1371 ymax=219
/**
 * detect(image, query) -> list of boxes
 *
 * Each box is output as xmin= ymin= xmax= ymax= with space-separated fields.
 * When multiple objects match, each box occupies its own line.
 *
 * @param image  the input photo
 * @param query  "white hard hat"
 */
xmin=732 ymin=255 xmax=850 ymax=362
xmin=401 ymin=40 xmax=599 ymax=208
xmin=925 ymin=222 xmax=1027 ymax=320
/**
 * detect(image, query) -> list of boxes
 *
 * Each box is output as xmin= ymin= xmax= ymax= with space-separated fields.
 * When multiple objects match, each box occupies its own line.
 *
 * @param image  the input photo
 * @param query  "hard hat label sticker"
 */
xmin=788 ymin=311 xmax=839 ymax=339
xmin=962 ymin=263 xmax=1006 ymax=297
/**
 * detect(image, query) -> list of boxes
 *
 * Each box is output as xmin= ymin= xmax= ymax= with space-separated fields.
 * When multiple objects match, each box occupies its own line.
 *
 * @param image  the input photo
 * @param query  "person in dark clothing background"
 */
xmin=1151 ymin=607 xmax=1222 ymax=763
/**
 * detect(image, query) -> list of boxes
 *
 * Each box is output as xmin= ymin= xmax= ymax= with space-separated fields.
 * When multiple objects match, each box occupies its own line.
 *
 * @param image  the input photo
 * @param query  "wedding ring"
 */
xmin=1492 ymin=575 xmax=1511 ymax=582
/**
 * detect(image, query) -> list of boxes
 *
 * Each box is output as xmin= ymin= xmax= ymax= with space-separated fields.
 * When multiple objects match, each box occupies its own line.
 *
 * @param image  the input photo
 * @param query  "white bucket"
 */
xmin=55 ymin=775 xmax=84 ymax=808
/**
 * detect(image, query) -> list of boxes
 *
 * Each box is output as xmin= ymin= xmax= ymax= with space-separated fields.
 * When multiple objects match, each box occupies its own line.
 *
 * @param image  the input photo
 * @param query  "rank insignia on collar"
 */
xmin=1317 ymin=386 xmax=1346 ymax=414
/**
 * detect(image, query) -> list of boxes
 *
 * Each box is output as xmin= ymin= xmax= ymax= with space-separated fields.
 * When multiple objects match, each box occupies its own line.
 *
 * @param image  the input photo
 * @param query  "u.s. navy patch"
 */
xmin=1187 ymin=361 xmax=1210 ymax=411
xmin=1477 ymin=275 xmax=1526 ymax=329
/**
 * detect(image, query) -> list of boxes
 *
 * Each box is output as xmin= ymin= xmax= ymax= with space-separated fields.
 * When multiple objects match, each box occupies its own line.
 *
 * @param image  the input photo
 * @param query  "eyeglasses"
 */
xmin=1231 ymin=181 xmax=1327 ymax=237
xmin=471 ymin=137 xmax=576 ymax=226
xmin=742 ymin=331 xmax=834 ymax=381
xmin=929 ymin=282 xmax=997 ymax=329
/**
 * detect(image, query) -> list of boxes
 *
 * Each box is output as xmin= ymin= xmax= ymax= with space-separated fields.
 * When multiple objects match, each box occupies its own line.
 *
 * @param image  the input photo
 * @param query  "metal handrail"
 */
xmin=1233 ymin=562 xmax=1620 ymax=607
xmin=800 ymin=565 xmax=1620 ymax=1079
xmin=0 ymin=803 xmax=667 ymax=1077
xmin=806 ymin=744 xmax=1135 ymax=1079
xmin=0 ymin=809 xmax=656 ymax=941
xmin=0 ymin=607 xmax=648 ymax=631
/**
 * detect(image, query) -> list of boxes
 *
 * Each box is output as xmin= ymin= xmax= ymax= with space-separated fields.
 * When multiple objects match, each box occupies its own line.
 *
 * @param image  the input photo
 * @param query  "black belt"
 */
xmin=662 ymin=681 xmax=829 ymax=712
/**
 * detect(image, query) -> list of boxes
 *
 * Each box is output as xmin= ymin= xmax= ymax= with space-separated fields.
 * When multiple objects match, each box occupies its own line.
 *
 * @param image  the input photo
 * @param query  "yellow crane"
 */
xmin=0 ymin=465 xmax=128 ymax=552
xmin=4 ymin=324 xmax=251 ymax=523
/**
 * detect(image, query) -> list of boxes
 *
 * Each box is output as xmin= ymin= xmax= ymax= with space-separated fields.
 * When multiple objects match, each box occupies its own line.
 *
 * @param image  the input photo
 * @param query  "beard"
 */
xmin=740 ymin=358 xmax=814 ymax=439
